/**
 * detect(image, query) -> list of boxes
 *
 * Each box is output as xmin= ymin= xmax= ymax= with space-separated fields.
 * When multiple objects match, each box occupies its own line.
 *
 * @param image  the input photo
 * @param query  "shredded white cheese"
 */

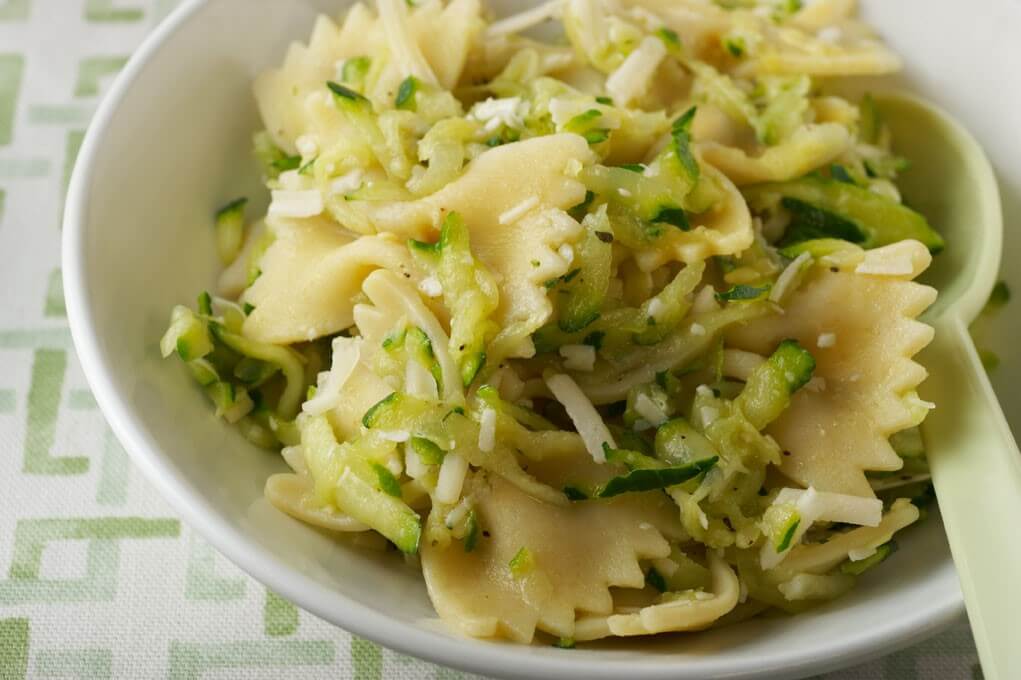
xmin=404 ymin=446 xmax=430 ymax=479
xmin=405 ymin=359 xmax=439 ymax=401
xmin=651 ymin=557 xmax=679 ymax=578
xmin=605 ymin=35 xmax=667 ymax=105
xmin=691 ymin=286 xmax=719 ymax=314
xmin=435 ymin=452 xmax=469 ymax=504
xmin=478 ymin=408 xmax=497 ymax=452
xmin=498 ymin=195 xmax=540 ymax=225
xmin=470 ymin=97 xmax=529 ymax=131
xmin=646 ymin=297 xmax=665 ymax=321
xmin=721 ymin=349 xmax=766 ymax=381
xmin=817 ymin=332 xmax=836 ymax=348
xmin=697 ymin=506 xmax=710 ymax=530
xmin=486 ymin=0 xmax=563 ymax=37
xmin=557 ymin=243 xmax=575 ymax=265
xmin=633 ymin=392 xmax=668 ymax=427
xmin=295 ymin=134 xmax=319 ymax=157
xmin=700 ymin=406 xmax=719 ymax=426
xmin=689 ymin=322 xmax=706 ymax=336
xmin=617 ymin=187 xmax=632 ymax=197
xmin=848 ymin=546 xmax=878 ymax=562
xmin=695 ymin=384 xmax=714 ymax=398
xmin=384 ymin=454 xmax=403 ymax=477
xmin=805 ymin=376 xmax=827 ymax=392
xmin=770 ymin=251 xmax=812 ymax=303
xmin=761 ymin=486 xmax=884 ymax=570
xmin=444 ymin=498 xmax=472 ymax=529
xmin=559 ymin=344 xmax=596 ymax=372
xmin=817 ymin=26 xmax=843 ymax=43
xmin=302 ymin=337 xmax=363 ymax=416
xmin=417 ymin=276 xmax=443 ymax=298
xmin=379 ymin=430 xmax=411 ymax=443
xmin=330 ymin=169 xmax=363 ymax=196
xmin=545 ymin=373 xmax=616 ymax=463
xmin=269 ymin=190 xmax=323 ymax=218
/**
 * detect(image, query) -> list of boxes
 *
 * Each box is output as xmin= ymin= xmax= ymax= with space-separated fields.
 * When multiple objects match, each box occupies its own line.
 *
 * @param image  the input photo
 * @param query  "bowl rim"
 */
xmin=62 ymin=1 xmax=965 ymax=677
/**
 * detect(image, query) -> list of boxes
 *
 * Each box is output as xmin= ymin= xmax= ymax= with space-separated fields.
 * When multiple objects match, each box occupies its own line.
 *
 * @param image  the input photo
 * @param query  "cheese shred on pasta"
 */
xmin=161 ymin=0 xmax=944 ymax=645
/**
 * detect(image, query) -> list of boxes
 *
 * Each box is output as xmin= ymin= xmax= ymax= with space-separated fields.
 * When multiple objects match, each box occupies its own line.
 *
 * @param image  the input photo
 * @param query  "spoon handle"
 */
xmin=923 ymin=315 xmax=1021 ymax=680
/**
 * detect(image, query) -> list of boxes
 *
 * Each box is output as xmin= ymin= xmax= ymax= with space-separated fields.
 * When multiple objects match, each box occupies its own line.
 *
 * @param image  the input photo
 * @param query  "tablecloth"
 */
xmin=0 ymin=1 xmax=985 ymax=678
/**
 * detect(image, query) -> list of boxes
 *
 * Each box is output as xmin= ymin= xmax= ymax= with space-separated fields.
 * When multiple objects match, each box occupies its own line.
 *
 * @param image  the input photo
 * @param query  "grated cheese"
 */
xmin=605 ymin=36 xmax=667 ymax=105
xmin=646 ymin=297 xmax=665 ymax=321
xmin=817 ymin=332 xmax=836 ymax=348
xmin=295 ymin=134 xmax=319 ymax=157
xmin=559 ymin=344 xmax=596 ymax=372
xmin=302 ymin=337 xmax=363 ymax=416
xmin=633 ymin=392 xmax=668 ymax=427
xmin=379 ymin=430 xmax=411 ymax=443
xmin=417 ymin=276 xmax=443 ymax=298
xmin=721 ymin=349 xmax=766 ymax=381
xmin=557 ymin=243 xmax=575 ymax=264
xmin=330 ymin=169 xmax=363 ymax=196
xmin=770 ymin=251 xmax=812 ymax=303
xmin=405 ymin=359 xmax=439 ymax=401
xmin=471 ymin=97 xmax=529 ymax=131
xmin=435 ymin=452 xmax=468 ymax=504
xmin=486 ymin=0 xmax=564 ymax=37
xmin=478 ymin=408 xmax=497 ymax=452
xmin=498 ymin=195 xmax=540 ymax=225
xmin=545 ymin=373 xmax=615 ymax=463
xmin=269 ymin=190 xmax=323 ymax=218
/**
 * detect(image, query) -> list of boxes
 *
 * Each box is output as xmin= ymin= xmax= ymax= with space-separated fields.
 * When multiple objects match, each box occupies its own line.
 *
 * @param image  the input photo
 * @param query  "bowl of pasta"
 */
xmin=63 ymin=0 xmax=1017 ymax=677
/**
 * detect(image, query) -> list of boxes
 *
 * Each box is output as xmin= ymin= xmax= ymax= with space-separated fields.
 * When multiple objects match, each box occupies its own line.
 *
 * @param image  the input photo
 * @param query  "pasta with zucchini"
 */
xmin=162 ymin=0 xmax=942 ymax=644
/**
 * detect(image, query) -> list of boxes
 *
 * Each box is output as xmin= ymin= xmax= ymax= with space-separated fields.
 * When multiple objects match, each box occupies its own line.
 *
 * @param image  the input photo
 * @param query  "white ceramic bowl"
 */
xmin=63 ymin=1 xmax=1021 ymax=677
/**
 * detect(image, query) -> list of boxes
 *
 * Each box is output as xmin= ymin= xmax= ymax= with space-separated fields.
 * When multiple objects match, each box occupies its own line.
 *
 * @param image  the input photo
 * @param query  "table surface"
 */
xmin=0 ymin=1 xmax=987 ymax=678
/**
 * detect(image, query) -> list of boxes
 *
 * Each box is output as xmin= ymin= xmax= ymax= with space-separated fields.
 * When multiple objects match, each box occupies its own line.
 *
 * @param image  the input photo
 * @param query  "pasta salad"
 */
xmin=161 ymin=0 xmax=942 ymax=645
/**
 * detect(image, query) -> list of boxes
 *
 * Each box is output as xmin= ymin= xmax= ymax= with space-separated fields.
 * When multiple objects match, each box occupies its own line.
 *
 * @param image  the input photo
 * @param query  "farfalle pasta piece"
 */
xmin=421 ymin=470 xmax=681 ymax=642
xmin=574 ymin=551 xmax=740 ymax=641
xmin=241 ymin=216 xmax=418 ymax=344
xmin=698 ymin=123 xmax=854 ymax=186
xmin=265 ymin=472 xmax=371 ymax=532
xmin=254 ymin=0 xmax=481 ymax=151
xmin=780 ymin=498 xmax=920 ymax=575
xmin=632 ymin=162 xmax=755 ymax=271
xmin=729 ymin=247 xmax=938 ymax=497
xmin=254 ymin=6 xmax=376 ymax=152
xmin=367 ymin=134 xmax=596 ymax=357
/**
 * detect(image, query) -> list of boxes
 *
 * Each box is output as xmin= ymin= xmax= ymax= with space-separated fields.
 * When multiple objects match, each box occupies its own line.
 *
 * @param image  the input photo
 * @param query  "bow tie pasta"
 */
xmin=162 ymin=0 xmax=952 ymax=646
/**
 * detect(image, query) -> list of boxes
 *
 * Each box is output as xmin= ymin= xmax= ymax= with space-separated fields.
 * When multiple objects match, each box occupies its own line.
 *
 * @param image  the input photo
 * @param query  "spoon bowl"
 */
xmin=876 ymin=93 xmax=1002 ymax=321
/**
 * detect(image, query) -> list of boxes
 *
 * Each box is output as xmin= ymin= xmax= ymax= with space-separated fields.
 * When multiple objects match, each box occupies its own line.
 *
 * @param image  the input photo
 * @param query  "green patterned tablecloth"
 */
xmin=0 ymin=2 xmax=983 ymax=678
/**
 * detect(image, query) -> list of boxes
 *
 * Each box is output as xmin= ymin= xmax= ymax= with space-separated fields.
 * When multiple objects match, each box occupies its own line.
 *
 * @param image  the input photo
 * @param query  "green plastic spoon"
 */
xmin=877 ymin=93 xmax=1019 ymax=680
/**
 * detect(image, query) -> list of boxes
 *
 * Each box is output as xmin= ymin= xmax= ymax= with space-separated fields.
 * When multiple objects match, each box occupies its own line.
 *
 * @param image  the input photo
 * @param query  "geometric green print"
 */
xmin=352 ymin=638 xmax=383 ymax=680
xmin=184 ymin=536 xmax=245 ymax=602
xmin=264 ymin=590 xmax=299 ymax=637
xmin=23 ymin=349 xmax=89 ymax=475
xmin=0 ymin=618 xmax=112 ymax=680
xmin=83 ymin=0 xmax=143 ymax=23
xmin=166 ymin=640 xmax=335 ymax=680
xmin=35 ymin=647 xmax=112 ymax=679
xmin=0 ymin=517 xmax=179 ymax=604
xmin=0 ymin=54 xmax=23 ymax=146
xmin=0 ymin=1 xmax=30 ymax=22
xmin=0 ymin=618 xmax=29 ymax=680
xmin=74 ymin=57 xmax=128 ymax=97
